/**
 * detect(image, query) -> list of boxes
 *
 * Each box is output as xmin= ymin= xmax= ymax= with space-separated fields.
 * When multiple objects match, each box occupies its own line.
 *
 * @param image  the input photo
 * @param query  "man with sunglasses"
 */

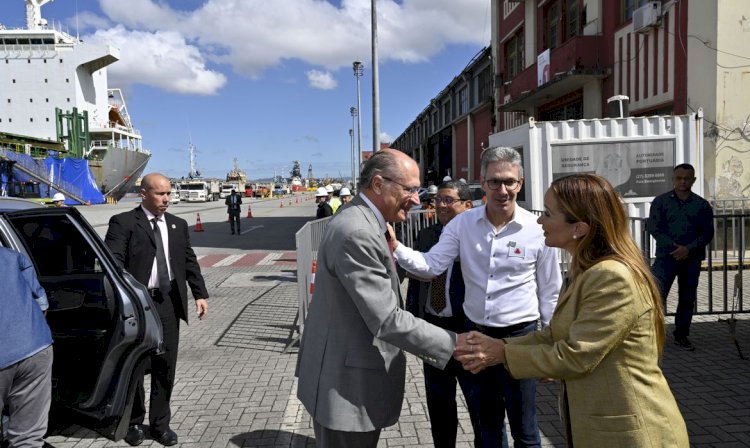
xmin=405 ymin=180 xmax=473 ymax=447
xmin=390 ymin=146 xmax=561 ymax=448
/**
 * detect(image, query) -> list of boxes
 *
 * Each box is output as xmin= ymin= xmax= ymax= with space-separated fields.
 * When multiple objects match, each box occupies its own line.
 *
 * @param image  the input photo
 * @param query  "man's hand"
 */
xmin=385 ymin=224 xmax=399 ymax=251
xmin=670 ymin=244 xmax=689 ymax=261
xmin=195 ymin=298 xmax=208 ymax=320
xmin=454 ymin=331 xmax=506 ymax=374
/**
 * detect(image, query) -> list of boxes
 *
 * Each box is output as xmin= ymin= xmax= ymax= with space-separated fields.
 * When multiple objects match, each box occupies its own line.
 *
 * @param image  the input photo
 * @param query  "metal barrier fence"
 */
xmin=294 ymin=216 xmax=332 ymax=338
xmin=294 ymin=209 xmax=750 ymax=341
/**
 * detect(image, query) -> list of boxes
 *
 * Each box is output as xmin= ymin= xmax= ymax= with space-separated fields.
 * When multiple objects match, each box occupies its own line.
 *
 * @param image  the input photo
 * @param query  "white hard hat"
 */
xmin=427 ymin=185 xmax=438 ymax=195
xmin=325 ymin=185 xmax=333 ymax=193
xmin=316 ymin=187 xmax=329 ymax=197
xmin=53 ymin=193 xmax=65 ymax=202
xmin=442 ymin=175 xmax=452 ymax=182
xmin=339 ymin=187 xmax=351 ymax=196
xmin=459 ymin=178 xmax=467 ymax=184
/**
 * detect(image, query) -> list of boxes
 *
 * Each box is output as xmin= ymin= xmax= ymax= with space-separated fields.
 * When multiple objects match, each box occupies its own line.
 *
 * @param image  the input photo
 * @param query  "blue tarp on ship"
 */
xmin=1 ymin=150 xmax=105 ymax=205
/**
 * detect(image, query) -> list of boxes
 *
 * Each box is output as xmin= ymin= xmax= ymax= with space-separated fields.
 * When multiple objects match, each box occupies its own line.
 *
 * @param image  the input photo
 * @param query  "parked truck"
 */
xmin=179 ymin=178 xmax=221 ymax=202
xmin=220 ymin=181 xmax=241 ymax=199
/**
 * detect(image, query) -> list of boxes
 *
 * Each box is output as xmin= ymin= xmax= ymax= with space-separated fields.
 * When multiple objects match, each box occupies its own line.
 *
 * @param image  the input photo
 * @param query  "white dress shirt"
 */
xmin=141 ymin=206 xmax=173 ymax=288
xmin=394 ymin=205 xmax=560 ymax=327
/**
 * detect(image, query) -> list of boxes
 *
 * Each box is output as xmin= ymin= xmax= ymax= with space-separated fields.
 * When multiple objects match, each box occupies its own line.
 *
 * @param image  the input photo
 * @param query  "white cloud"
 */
xmin=380 ymin=132 xmax=394 ymax=144
xmin=85 ymin=26 xmax=226 ymax=95
xmin=93 ymin=0 xmax=489 ymax=86
xmin=306 ymin=70 xmax=338 ymax=90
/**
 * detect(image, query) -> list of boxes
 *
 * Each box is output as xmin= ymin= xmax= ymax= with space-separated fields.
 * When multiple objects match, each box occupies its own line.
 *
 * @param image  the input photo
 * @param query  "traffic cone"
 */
xmin=309 ymin=261 xmax=317 ymax=295
xmin=247 ymin=205 xmax=253 ymax=218
xmin=194 ymin=213 xmax=205 ymax=232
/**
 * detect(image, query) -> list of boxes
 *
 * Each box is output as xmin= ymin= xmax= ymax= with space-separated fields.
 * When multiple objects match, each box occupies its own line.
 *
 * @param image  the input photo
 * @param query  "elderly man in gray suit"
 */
xmin=296 ymin=149 xmax=467 ymax=447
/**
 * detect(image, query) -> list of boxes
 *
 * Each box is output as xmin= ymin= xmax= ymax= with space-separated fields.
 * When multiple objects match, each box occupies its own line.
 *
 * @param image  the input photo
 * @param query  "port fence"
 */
xmin=294 ymin=208 xmax=750 ymax=341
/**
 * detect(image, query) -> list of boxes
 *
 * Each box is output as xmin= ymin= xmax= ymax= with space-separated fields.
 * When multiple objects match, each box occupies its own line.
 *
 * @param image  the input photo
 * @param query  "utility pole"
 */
xmin=371 ymin=0 xmax=381 ymax=152
xmin=353 ymin=61 xmax=364 ymax=178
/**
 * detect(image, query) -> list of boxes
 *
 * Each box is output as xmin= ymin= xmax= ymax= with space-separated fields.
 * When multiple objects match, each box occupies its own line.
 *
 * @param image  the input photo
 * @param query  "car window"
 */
xmin=12 ymin=215 xmax=103 ymax=276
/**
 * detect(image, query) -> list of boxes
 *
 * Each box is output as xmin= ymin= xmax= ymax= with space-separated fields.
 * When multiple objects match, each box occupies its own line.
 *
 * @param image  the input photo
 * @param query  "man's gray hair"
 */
xmin=358 ymin=151 xmax=400 ymax=190
xmin=480 ymin=146 xmax=523 ymax=178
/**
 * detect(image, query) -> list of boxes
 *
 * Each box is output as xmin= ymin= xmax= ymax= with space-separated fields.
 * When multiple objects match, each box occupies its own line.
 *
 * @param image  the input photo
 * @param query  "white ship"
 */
xmin=0 ymin=0 xmax=150 ymax=200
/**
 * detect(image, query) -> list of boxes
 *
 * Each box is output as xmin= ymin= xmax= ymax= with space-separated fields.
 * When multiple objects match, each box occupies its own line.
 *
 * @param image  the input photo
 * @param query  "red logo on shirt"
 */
xmin=514 ymin=248 xmax=521 ymax=254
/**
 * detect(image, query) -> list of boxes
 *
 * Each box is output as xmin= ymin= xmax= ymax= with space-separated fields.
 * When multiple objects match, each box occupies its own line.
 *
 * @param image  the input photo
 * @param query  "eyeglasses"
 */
xmin=434 ymin=196 xmax=462 ymax=206
xmin=485 ymin=178 xmax=521 ymax=190
xmin=381 ymin=176 xmax=420 ymax=195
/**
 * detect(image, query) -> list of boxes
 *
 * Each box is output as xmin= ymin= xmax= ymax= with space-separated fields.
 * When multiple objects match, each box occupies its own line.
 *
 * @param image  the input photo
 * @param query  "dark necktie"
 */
xmin=430 ymin=271 xmax=447 ymax=313
xmin=384 ymin=230 xmax=396 ymax=265
xmin=151 ymin=218 xmax=171 ymax=295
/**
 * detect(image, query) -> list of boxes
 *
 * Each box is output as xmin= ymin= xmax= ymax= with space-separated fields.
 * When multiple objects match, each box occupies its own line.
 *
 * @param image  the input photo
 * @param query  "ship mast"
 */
xmin=26 ymin=0 xmax=54 ymax=30
xmin=188 ymin=137 xmax=200 ymax=178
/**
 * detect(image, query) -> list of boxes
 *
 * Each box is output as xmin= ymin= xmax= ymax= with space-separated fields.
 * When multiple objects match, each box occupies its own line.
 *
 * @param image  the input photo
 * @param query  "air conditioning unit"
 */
xmin=633 ymin=1 xmax=662 ymax=34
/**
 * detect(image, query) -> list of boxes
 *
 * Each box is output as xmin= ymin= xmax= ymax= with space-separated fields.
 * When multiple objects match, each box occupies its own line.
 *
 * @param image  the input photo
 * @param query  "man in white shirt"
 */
xmin=389 ymin=146 xmax=561 ymax=448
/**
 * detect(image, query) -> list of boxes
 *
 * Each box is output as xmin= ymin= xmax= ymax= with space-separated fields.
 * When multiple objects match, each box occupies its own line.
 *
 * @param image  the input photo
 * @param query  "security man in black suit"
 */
xmin=225 ymin=188 xmax=242 ymax=234
xmin=405 ymin=180 xmax=473 ymax=448
xmin=105 ymin=173 xmax=208 ymax=447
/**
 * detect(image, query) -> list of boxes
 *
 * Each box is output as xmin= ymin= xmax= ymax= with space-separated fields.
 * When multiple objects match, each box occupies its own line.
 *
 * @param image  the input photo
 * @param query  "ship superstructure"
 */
xmin=0 ymin=0 xmax=150 ymax=200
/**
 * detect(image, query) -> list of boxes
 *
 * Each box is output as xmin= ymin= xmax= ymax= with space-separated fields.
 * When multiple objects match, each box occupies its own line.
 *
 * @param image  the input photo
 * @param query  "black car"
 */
xmin=0 ymin=198 xmax=163 ymax=442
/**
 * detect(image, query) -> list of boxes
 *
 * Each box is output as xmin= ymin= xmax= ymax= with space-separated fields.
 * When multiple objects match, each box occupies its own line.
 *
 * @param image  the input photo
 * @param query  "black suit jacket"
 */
xmin=225 ymin=193 xmax=242 ymax=215
xmin=105 ymin=206 xmax=209 ymax=322
xmin=405 ymin=223 xmax=465 ymax=320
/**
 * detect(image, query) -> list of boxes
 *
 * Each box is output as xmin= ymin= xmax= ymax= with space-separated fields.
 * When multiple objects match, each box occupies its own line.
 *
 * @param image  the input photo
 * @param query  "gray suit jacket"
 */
xmin=296 ymin=195 xmax=456 ymax=432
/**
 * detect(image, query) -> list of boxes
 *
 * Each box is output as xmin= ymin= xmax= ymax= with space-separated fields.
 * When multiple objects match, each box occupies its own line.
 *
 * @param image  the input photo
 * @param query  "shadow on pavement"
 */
xmin=230 ymin=430 xmax=314 ymax=447
xmin=188 ymin=216 xmax=314 ymax=251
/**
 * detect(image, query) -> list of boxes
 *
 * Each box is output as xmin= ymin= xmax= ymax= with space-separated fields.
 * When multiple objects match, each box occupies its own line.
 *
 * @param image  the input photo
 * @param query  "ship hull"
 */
xmin=88 ymin=148 xmax=151 ymax=200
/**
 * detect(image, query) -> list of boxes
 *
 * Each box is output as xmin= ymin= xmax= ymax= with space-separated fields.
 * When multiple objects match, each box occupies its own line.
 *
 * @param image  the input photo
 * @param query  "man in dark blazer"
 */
xmin=225 ymin=188 xmax=242 ymax=234
xmin=105 ymin=173 xmax=208 ymax=447
xmin=405 ymin=180 xmax=473 ymax=448
xmin=296 ymin=150 xmax=467 ymax=448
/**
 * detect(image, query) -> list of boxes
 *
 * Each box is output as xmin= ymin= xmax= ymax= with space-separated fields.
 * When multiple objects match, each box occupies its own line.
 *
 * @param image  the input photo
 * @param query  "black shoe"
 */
xmin=236 ymin=230 xmax=241 ymax=235
xmin=124 ymin=424 xmax=146 ymax=446
xmin=674 ymin=336 xmax=695 ymax=351
xmin=231 ymin=231 xmax=235 ymax=234
xmin=150 ymin=428 xmax=178 ymax=446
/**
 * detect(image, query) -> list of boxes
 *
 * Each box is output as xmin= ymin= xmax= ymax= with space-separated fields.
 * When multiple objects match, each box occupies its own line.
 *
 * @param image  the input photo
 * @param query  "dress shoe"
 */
xmin=150 ymin=428 xmax=178 ymax=446
xmin=124 ymin=424 xmax=146 ymax=446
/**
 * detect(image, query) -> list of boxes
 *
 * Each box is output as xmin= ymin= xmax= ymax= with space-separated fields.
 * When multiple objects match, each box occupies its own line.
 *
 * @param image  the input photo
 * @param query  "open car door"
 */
xmin=0 ymin=207 xmax=163 ymax=441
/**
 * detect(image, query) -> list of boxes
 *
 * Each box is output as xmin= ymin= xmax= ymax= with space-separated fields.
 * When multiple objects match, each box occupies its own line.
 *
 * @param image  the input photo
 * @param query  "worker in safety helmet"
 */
xmin=52 ymin=193 xmax=66 ymax=207
xmin=315 ymin=187 xmax=333 ymax=219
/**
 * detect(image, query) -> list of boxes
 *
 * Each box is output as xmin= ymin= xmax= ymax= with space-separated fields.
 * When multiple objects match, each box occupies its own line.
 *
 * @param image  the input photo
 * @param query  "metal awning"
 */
xmin=499 ymin=68 xmax=610 ymax=112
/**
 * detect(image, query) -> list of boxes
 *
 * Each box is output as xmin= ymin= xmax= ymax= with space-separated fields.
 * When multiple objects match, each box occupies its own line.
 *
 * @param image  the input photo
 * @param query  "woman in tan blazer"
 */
xmin=457 ymin=174 xmax=689 ymax=447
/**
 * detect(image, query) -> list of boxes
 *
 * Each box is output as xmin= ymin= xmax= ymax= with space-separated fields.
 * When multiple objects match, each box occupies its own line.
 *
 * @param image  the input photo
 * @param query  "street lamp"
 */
xmin=353 ymin=61 xmax=364 ymax=178
xmin=350 ymin=107 xmax=358 ymax=190
xmin=371 ymin=0 xmax=380 ymax=153
xmin=349 ymin=127 xmax=355 ymax=191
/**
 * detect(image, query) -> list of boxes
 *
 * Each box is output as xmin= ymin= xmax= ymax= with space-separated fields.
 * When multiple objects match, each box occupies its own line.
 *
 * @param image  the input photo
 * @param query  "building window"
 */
xmin=12 ymin=79 xmax=16 ymax=83
xmin=478 ymin=68 xmax=492 ymax=100
xmin=620 ymin=0 xmax=649 ymax=24
xmin=46 ymin=98 xmax=49 ymax=102
xmin=27 ymin=59 xmax=31 ymax=63
xmin=29 ymin=98 xmax=33 ymax=102
xmin=65 ymin=78 xmax=69 ymax=83
xmin=6 ymin=99 xmax=10 ymax=103
xmin=566 ymin=0 xmax=582 ymax=40
xmin=45 ymin=79 xmax=48 ymax=83
xmin=458 ymin=87 xmax=469 ymax=115
xmin=544 ymin=1 xmax=560 ymax=50
xmin=505 ymin=30 xmax=525 ymax=79
xmin=66 ymin=98 xmax=70 ymax=102
xmin=30 ymin=118 xmax=33 ymax=122
xmin=442 ymin=101 xmax=451 ymax=124
xmin=46 ymin=117 xmax=50 ymax=122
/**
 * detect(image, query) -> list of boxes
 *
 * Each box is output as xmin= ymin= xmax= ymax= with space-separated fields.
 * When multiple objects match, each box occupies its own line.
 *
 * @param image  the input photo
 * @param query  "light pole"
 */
xmin=350 ymin=107 xmax=358 ymax=190
xmin=349 ymin=127 xmax=355 ymax=190
xmin=371 ymin=0 xmax=380 ymax=152
xmin=353 ymin=61 xmax=364 ymax=177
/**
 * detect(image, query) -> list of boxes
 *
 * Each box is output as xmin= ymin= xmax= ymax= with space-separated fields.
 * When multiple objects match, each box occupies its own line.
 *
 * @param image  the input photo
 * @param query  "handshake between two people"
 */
xmin=453 ymin=331 xmax=506 ymax=374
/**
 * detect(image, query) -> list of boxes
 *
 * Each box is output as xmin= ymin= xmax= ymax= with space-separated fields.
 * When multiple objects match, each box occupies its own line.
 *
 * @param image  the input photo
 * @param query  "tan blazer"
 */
xmin=504 ymin=259 xmax=689 ymax=447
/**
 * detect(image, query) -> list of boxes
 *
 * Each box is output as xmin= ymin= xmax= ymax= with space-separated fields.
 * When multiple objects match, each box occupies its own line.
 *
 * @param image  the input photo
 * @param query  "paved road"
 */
xmin=45 ymin=196 xmax=750 ymax=447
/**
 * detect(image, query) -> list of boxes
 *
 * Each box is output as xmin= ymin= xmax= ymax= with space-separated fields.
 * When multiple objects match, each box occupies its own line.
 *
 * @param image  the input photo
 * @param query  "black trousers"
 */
xmin=228 ymin=212 xmax=241 ymax=233
xmin=131 ymin=287 xmax=180 ymax=432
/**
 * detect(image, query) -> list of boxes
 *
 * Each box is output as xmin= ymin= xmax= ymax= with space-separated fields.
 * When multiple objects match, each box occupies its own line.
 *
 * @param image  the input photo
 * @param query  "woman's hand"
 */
xmin=454 ymin=331 xmax=506 ymax=374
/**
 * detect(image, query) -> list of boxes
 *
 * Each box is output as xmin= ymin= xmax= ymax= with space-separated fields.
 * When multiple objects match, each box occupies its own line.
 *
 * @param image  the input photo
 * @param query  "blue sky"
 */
xmin=0 ymin=0 xmax=490 ymax=180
